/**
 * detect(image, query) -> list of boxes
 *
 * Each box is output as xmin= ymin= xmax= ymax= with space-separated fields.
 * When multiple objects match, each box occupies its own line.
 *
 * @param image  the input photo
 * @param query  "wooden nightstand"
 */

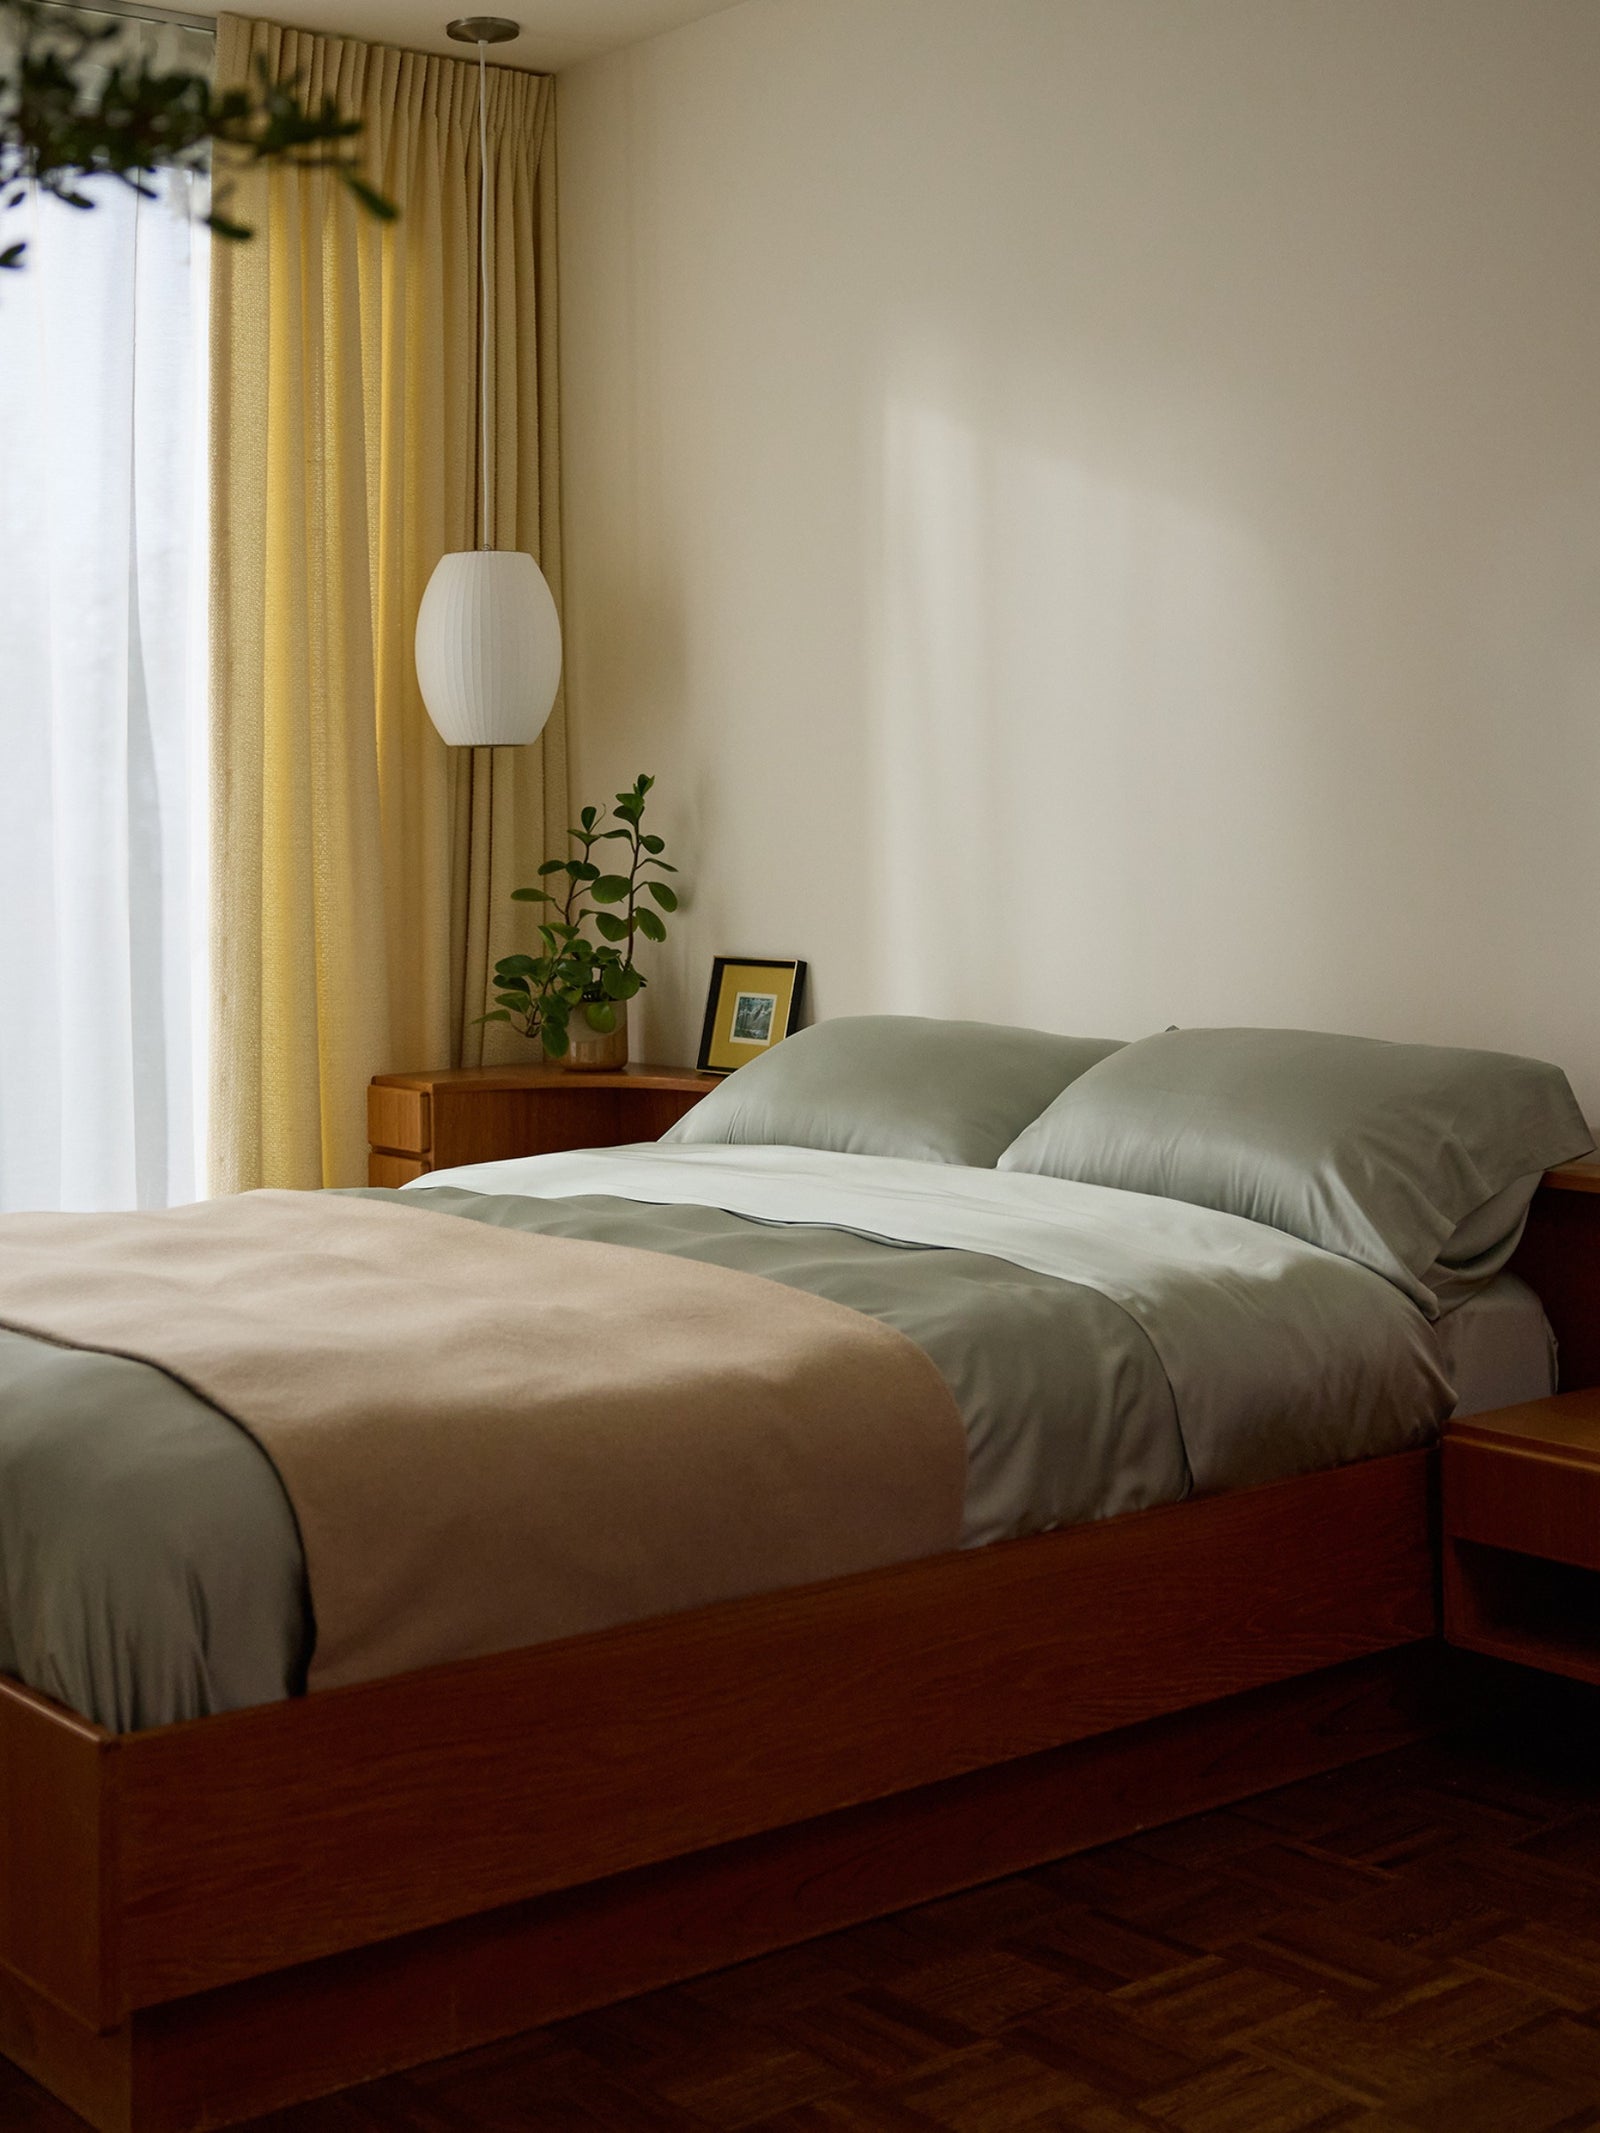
xmin=1444 ymin=1388 xmax=1600 ymax=1686
xmin=367 ymin=1063 xmax=718 ymax=1188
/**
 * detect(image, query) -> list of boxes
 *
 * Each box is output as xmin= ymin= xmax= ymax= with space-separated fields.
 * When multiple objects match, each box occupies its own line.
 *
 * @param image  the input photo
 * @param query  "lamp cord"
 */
xmin=478 ymin=35 xmax=492 ymax=550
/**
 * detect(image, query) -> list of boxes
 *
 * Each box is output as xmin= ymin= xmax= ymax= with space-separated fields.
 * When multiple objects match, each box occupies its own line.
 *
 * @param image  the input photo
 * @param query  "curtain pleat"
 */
xmin=209 ymin=15 xmax=566 ymax=1192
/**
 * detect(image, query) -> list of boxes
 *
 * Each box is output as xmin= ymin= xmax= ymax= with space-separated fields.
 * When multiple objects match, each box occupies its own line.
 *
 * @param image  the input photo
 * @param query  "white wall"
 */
xmin=557 ymin=0 xmax=1600 ymax=1114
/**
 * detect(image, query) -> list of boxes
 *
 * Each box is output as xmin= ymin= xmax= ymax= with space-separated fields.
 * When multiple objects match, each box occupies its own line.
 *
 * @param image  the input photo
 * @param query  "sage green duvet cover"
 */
xmin=0 ymin=1153 xmax=1452 ymax=1731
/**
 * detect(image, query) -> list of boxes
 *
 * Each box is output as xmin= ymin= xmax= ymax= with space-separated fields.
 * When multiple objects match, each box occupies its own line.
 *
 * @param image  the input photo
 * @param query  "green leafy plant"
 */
xmin=483 ymin=775 xmax=682 ymax=1058
xmin=1 ymin=0 xmax=396 ymax=272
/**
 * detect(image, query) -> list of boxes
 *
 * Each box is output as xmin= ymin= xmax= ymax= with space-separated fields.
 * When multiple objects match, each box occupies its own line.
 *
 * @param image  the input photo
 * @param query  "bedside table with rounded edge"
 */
xmin=1441 ymin=1157 xmax=1600 ymax=1682
xmin=1443 ymin=1389 xmax=1600 ymax=1687
xmin=366 ymin=1063 xmax=720 ymax=1188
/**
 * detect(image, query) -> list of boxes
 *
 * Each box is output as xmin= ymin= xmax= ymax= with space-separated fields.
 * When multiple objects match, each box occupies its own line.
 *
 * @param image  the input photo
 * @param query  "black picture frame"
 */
xmin=696 ymin=957 xmax=808 ymax=1075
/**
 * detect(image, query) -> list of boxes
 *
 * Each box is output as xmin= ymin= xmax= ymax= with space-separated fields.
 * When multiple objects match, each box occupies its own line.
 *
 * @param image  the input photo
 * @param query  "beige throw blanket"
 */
xmin=0 ymin=1192 xmax=966 ymax=1691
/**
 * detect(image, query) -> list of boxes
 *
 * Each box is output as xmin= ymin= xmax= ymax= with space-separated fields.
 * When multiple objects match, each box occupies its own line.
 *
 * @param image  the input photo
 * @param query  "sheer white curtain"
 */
xmin=0 ymin=14 xmax=212 ymax=1212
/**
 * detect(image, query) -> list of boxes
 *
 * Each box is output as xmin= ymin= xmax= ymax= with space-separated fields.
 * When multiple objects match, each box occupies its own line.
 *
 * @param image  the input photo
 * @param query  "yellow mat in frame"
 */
xmin=699 ymin=959 xmax=806 ymax=1075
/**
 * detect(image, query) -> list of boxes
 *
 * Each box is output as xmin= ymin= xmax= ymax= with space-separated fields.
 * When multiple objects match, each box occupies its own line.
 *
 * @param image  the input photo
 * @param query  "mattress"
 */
xmin=0 ymin=1146 xmax=1535 ymax=1731
xmin=1434 ymin=1270 xmax=1557 ymax=1416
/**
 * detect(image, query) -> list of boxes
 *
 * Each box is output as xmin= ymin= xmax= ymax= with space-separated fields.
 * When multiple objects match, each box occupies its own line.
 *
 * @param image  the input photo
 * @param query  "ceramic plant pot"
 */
xmin=562 ymin=1002 xmax=629 ymax=1072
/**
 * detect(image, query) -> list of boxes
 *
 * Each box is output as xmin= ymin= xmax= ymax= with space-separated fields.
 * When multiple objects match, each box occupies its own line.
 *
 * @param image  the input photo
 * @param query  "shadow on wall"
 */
xmin=868 ymin=384 xmax=1294 ymax=1035
xmin=862 ymin=341 xmax=1600 ymax=1078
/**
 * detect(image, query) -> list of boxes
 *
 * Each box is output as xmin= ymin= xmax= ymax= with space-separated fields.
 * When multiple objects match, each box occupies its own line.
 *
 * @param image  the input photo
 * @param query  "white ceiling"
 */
xmin=253 ymin=0 xmax=745 ymax=72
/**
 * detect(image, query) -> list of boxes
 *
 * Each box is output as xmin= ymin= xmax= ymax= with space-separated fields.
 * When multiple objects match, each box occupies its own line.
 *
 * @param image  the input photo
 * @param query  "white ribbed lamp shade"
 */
xmin=415 ymin=549 xmax=562 ymax=747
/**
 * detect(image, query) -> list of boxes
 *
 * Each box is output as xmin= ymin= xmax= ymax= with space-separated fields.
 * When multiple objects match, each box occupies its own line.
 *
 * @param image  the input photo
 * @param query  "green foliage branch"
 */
xmin=1 ymin=0 xmax=395 ymax=271
xmin=483 ymin=774 xmax=683 ymax=1059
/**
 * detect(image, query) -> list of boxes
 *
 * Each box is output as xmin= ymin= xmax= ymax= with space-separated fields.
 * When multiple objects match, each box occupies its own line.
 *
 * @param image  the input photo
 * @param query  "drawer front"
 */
xmin=1444 ymin=1437 xmax=1600 ymax=1573
xmin=368 ymin=1152 xmax=430 ymax=1189
xmin=368 ymin=1086 xmax=431 ymax=1157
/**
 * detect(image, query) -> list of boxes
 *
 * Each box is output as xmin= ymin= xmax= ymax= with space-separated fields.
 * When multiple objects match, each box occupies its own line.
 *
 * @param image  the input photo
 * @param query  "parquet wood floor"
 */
xmin=8 ymin=1686 xmax=1600 ymax=2133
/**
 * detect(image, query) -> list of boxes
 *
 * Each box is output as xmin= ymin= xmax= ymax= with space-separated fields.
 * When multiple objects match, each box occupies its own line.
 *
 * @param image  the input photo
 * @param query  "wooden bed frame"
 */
xmin=3 ymin=1162 xmax=1597 ymax=2133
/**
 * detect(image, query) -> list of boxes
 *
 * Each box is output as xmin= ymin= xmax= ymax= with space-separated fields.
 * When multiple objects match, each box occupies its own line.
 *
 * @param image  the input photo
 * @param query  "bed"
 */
xmin=0 ymin=1018 xmax=1594 ymax=2132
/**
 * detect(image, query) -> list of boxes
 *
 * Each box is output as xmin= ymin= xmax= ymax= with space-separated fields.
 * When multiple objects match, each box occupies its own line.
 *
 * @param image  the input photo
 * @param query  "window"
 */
xmin=0 ymin=11 xmax=212 ymax=1211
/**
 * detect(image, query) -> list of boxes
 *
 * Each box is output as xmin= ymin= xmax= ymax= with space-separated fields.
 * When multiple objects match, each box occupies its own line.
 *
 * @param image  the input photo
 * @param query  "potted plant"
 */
xmin=482 ymin=774 xmax=680 ymax=1070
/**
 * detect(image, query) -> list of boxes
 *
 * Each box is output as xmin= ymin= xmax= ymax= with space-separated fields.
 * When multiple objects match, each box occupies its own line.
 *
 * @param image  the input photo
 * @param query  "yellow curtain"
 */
xmin=210 ymin=15 xmax=568 ymax=1192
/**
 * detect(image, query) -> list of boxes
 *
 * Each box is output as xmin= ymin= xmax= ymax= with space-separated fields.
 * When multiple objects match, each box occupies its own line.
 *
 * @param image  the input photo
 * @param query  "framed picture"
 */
xmin=696 ymin=957 xmax=807 ymax=1075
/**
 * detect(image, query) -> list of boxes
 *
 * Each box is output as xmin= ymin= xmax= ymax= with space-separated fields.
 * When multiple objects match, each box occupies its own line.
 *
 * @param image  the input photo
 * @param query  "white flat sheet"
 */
xmin=415 ymin=1141 xmax=1392 ymax=1292
xmin=413 ymin=1142 xmax=1450 ymax=1495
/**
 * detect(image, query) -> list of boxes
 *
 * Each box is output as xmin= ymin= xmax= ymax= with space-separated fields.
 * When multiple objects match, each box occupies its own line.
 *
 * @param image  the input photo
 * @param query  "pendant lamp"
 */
xmin=415 ymin=17 xmax=561 ymax=747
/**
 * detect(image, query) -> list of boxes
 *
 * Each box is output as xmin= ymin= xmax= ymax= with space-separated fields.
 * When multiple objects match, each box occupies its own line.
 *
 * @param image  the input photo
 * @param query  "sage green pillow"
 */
xmin=998 ymin=1026 xmax=1593 ymax=1316
xmin=663 ymin=1015 xmax=1125 ymax=1168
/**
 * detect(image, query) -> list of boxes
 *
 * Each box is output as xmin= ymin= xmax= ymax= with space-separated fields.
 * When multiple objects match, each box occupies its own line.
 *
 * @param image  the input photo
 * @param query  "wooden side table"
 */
xmin=1444 ymin=1388 xmax=1600 ymax=1687
xmin=367 ymin=1063 xmax=718 ymax=1188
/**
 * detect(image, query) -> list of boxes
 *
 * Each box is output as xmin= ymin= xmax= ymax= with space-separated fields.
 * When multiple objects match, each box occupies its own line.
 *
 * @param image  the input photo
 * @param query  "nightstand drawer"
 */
xmin=367 ymin=1064 xmax=717 ymax=1187
xmin=369 ymin=1152 xmax=430 ymax=1189
xmin=1444 ymin=1437 xmax=1600 ymax=1575
xmin=369 ymin=1086 xmax=431 ymax=1158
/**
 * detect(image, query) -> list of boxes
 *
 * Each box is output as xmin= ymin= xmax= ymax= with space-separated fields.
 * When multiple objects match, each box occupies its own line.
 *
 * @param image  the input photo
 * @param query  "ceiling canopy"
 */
xmin=257 ymin=0 xmax=744 ymax=72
